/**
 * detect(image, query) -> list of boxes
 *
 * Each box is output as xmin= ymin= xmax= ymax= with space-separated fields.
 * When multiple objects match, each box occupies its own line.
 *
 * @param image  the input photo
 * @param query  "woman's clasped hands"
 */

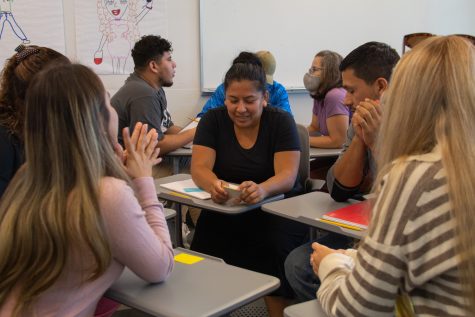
xmin=115 ymin=122 xmax=162 ymax=178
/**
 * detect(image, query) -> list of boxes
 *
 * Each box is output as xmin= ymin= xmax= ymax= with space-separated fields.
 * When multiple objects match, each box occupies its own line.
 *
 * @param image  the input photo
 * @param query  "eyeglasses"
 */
xmin=308 ymin=66 xmax=324 ymax=73
xmin=402 ymin=33 xmax=475 ymax=53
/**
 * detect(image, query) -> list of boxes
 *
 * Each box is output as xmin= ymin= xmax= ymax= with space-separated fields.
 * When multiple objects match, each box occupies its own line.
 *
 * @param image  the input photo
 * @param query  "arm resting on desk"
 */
xmin=309 ymin=115 xmax=348 ymax=149
xmin=255 ymin=150 xmax=300 ymax=200
xmin=101 ymin=177 xmax=174 ymax=282
xmin=331 ymin=135 xmax=367 ymax=189
xmin=192 ymin=147 xmax=299 ymax=204
xmin=326 ymin=170 xmax=364 ymax=202
xmin=157 ymin=126 xmax=195 ymax=155
xmin=191 ymin=144 xmax=229 ymax=204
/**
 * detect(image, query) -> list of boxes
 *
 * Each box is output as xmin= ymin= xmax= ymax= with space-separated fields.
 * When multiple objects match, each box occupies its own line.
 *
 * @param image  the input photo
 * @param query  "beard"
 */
xmin=160 ymin=78 xmax=174 ymax=87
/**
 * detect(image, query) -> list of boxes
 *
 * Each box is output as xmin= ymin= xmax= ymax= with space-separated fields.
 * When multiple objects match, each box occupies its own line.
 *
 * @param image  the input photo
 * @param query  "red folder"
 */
xmin=322 ymin=201 xmax=370 ymax=230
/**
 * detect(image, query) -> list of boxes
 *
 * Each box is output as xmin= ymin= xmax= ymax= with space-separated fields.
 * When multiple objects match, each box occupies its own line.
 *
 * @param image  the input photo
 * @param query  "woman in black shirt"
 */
xmin=191 ymin=60 xmax=307 ymax=316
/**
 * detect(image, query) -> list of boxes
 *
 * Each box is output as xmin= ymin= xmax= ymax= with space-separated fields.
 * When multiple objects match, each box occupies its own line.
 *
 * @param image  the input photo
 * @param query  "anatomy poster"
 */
xmin=75 ymin=0 xmax=168 ymax=75
xmin=0 ymin=0 xmax=66 ymax=66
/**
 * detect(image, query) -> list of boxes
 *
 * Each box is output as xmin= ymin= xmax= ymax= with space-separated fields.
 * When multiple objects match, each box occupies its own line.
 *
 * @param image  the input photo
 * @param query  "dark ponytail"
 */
xmin=224 ymin=63 xmax=267 ymax=94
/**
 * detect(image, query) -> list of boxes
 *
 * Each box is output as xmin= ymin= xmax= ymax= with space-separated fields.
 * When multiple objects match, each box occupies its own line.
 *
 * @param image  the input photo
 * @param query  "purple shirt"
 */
xmin=312 ymin=87 xmax=348 ymax=136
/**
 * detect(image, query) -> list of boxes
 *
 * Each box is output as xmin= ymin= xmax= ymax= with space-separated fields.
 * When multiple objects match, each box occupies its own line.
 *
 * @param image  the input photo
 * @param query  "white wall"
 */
xmin=62 ymin=0 xmax=314 ymax=128
xmin=10 ymin=0 xmax=475 ymax=128
xmin=199 ymin=0 xmax=475 ymax=92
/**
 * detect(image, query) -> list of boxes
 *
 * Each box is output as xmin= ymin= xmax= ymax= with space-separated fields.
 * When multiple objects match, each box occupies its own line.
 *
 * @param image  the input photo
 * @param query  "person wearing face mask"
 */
xmin=304 ymin=50 xmax=349 ymax=149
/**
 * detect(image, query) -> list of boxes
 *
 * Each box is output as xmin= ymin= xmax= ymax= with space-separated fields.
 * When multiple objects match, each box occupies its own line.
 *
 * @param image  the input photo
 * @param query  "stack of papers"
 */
xmin=160 ymin=178 xmax=211 ymax=200
xmin=321 ymin=201 xmax=370 ymax=230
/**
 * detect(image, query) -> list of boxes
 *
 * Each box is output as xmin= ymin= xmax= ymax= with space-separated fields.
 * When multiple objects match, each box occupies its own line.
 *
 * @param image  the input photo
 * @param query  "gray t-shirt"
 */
xmin=111 ymin=72 xmax=173 ymax=145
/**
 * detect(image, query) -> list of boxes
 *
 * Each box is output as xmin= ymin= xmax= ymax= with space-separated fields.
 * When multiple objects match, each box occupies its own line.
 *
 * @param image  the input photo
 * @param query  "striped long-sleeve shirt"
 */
xmin=317 ymin=147 xmax=469 ymax=316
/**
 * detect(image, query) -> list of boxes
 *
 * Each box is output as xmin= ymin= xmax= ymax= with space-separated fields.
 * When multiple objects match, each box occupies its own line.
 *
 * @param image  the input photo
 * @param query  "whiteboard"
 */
xmin=199 ymin=0 xmax=475 ymax=92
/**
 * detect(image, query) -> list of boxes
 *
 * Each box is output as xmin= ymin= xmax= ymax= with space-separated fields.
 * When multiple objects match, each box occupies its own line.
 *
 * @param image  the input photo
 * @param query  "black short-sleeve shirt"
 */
xmin=194 ymin=107 xmax=301 ymax=192
xmin=0 ymin=124 xmax=23 ymax=198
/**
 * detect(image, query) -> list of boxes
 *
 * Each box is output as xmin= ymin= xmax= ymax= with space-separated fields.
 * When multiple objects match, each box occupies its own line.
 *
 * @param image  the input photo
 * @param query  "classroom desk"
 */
xmin=261 ymin=191 xmax=365 ymax=239
xmin=284 ymin=299 xmax=327 ymax=317
xmin=166 ymin=147 xmax=340 ymax=174
xmin=165 ymin=147 xmax=340 ymax=174
xmin=309 ymin=147 xmax=342 ymax=159
xmin=166 ymin=147 xmax=192 ymax=174
xmin=106 ymin=248 xmax=280 ymax=317
xmin=155 ymin=174 xmax=284 ymax=246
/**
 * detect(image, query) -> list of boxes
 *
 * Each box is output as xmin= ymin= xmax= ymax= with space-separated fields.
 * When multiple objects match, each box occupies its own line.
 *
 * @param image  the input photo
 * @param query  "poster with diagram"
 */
xmin=75 ymin=0 xmax=168 ymax=75
xmin=0 ymin=0 xmax=66 ymax=66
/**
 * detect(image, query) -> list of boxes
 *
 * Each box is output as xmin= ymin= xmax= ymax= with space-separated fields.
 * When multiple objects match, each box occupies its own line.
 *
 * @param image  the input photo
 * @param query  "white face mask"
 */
xmin=303 ymin=72 xmax=321 ymax=93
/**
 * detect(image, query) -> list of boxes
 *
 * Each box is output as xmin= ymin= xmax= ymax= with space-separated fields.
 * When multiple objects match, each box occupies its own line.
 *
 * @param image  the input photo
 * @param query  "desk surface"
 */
xmin=284 ymin=299 xmax=327 ymax=317
xmin=309 ymin=147 xmax=342 ymax=159
xmin=168 ymin=147 xmax=340 ymax=158
xmin=165 ymin=148 xmax=192 ymax=174
xmin=106 ymin=248 xmax=280 ymax=317
xmin=155 ymin=174 xmax=284 ymax=214
xmin=166 ymin=146 xmax=337 ymax=176
xmin=166 ymin=147 xmax=192 ymax=157
xmin=262 ymin=191 xmax=365 ymax=239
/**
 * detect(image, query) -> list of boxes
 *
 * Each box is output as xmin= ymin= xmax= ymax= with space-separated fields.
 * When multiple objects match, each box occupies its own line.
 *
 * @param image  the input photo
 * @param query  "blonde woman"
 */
xmin=94 ymin=0 xmax=152 ymax=74
xmin=0 ymin=64 xmax=174 ymax=316
xmin=311 ymin=36 xmax=475 ymax=316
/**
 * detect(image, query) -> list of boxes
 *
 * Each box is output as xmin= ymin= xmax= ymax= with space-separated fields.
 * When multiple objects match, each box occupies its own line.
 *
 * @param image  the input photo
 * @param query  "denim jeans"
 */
xmin=284 ymin=232 xmax=354 ymax=302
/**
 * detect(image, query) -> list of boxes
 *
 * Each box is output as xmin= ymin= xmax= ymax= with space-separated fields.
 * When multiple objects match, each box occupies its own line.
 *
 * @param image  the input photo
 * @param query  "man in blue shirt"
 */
xmin=197 ymin=50 xmax=292 ymax=117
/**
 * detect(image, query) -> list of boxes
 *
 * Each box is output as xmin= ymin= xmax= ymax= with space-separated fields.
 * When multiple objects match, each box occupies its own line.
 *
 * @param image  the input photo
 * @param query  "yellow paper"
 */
xmin=317 ymin=218 xmax=363 ymax=231
xmin=174 ymin=253 xmax=204 ymax=265
xmin=168 ymin=191 xmax=192 ymax=199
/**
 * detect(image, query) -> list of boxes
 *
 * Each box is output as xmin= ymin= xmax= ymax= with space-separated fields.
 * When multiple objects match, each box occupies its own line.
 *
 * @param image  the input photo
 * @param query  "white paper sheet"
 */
xmin=0 ymin=0 xmax=66 ymax=66
xmin=74 ymin=0 xmax=168 ymax=75
xmin=160 ymin=178 xmax=211 ymax=200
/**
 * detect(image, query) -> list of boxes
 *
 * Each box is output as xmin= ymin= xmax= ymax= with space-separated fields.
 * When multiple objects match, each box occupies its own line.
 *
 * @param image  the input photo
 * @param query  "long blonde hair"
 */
xmin=375 ymin=36 xmax=475 ymax=310
xmin=0 ymin=64 xmax=129 ymax=316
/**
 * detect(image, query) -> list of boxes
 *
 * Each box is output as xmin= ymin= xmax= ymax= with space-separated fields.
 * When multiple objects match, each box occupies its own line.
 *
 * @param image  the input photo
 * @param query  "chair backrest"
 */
xmin=296 ymin=124 xmax=310 ymax=191
xmin=454 ymin=34 xmax=475 ymax=46
xmin=402 ymin=33 xmax=475 ymax=54
xmin=402 ymin=32 xmax=434 ymax=53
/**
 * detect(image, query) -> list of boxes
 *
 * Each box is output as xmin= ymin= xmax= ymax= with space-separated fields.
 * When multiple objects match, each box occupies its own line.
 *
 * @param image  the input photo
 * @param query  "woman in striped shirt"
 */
xmin=311 ymin=35 xmax=475 ymax=316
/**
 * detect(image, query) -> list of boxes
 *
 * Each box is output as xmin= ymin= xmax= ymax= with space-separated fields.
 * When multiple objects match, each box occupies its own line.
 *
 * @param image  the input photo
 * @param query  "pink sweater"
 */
xmin=1 ymin=177 xmax=174 ymax=317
